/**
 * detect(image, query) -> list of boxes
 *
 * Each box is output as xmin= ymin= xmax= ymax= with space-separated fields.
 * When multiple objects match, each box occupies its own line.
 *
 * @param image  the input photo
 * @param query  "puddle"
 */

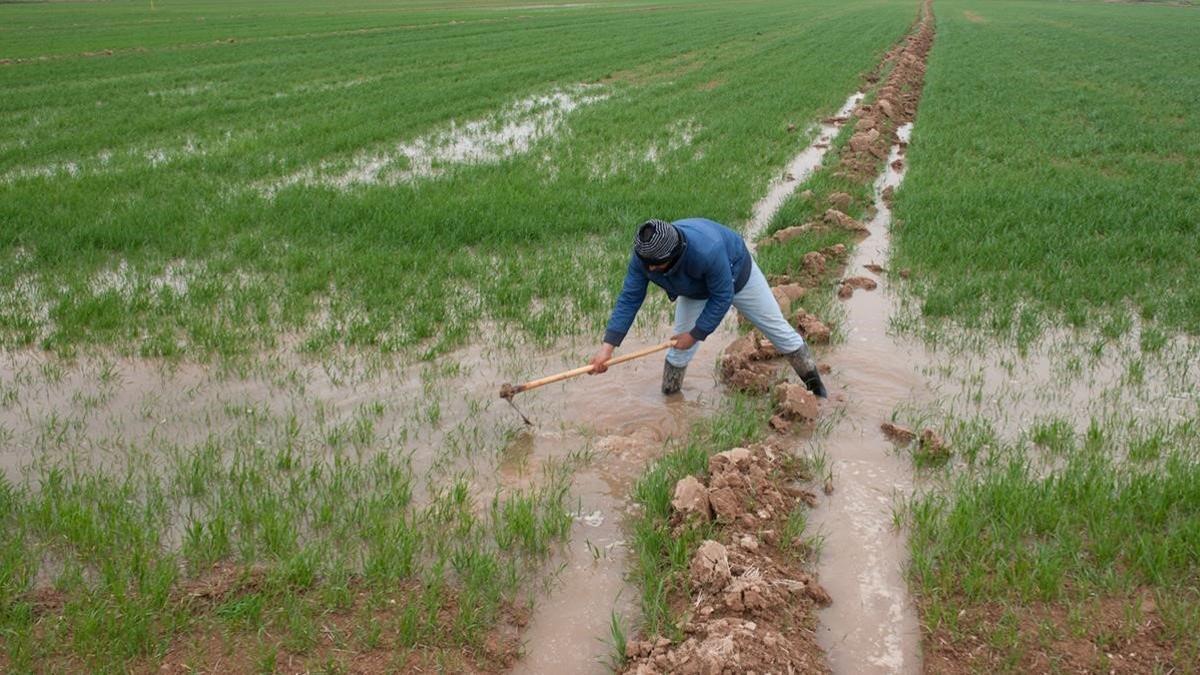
xmin=809 ymin=124 xmax=924 ymax=673
xmin=262 ymin=85 xmax=607 ymax=196
xmin=0 ymin=129 xmax=248 ymax=184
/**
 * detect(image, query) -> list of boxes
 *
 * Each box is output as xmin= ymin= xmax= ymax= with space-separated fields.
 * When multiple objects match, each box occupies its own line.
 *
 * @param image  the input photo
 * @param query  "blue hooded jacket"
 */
xmin=603 ymin=217 xmax=752 ymax=346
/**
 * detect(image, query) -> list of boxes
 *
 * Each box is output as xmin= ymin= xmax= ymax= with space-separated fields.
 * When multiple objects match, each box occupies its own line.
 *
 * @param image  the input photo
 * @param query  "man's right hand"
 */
xmin=589 ymin=344 xmax=615 ymax=374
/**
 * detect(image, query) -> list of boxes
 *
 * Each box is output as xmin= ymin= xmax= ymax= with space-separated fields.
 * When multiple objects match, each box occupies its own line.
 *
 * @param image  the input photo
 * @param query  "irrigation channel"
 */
xmin=809 ymin=124 xmax=924 ymax=673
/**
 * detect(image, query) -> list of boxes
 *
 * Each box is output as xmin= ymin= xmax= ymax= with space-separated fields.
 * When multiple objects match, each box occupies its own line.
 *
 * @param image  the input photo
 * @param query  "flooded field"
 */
xmin=5 ymin=0 xmax=1200 ymax=671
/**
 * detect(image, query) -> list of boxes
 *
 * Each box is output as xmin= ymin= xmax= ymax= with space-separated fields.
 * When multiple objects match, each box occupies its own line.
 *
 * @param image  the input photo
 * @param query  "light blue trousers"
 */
xmin=666 ymin=261 xmax=806 ymax=367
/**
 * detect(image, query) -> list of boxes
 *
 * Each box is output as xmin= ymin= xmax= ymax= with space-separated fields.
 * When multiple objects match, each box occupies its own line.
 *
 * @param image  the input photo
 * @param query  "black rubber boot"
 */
xmin=784 ymin=345 xmax=828 ymax=398
xmin=661 ymin=360 xmax=687 ymax=395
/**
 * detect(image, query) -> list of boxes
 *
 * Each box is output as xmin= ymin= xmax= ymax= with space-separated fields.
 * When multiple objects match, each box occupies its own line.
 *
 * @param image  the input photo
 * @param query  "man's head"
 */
xmin=634 ymin=219 xmax=683 ymax=272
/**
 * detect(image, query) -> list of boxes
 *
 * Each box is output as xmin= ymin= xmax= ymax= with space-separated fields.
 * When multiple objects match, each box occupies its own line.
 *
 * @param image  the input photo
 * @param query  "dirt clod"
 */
xmin=881 ymin=185 xmax=895 ymax=206
xmin=823 ymin=209 xmax=869 ymax=233
xmin=802 ymin=251 xmax=826 ymax=276
xmin=771 ymin=283 xmax=807 ymax=315
xmin=821 ymin=243 xmax=847 ymax=259
xmin=763 ymin=222 xmax=815 ymax=246
xmin=837 ymin=275 xmax=879 ymax=299
xmin=827 ymin=192 xmax=853 ymax=210
xmin=806 ymin=582 xmax=833 ymax=607
xmin=690 ymin=540 xmax=733 ymax=591
xmin=773 ymin=383 xmax=819 ymax=423
xmin=721 ymin=332 xmax=784 ymax=392
xmin=672 ymin=475 xmax=712 ymax=520
xmin=881 ymin=421 xmax=916 ymax=444
xmin=791 ymin=310 xmax=831 ymax=344
xmin=709 ymin=487 xmax=743 ymax=523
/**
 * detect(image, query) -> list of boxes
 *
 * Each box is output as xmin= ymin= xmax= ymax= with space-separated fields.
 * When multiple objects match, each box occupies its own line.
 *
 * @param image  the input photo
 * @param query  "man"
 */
xmin=590 ymin=218 xmax=827 ymax=397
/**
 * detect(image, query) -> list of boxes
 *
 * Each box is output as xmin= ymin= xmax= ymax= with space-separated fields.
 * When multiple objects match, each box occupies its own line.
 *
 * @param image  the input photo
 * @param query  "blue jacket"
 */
xmin=603 ymin=218 xmax=752 ymax=346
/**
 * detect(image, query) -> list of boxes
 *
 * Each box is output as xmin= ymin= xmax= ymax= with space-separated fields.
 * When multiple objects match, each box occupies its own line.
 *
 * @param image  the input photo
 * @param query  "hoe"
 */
xmin=498 ymin=339 xmax=675 ymax=425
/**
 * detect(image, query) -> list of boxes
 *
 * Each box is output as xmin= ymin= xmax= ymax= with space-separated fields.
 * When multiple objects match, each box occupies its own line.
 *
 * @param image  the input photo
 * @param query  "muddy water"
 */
xmin=810 ymin=124 xmax=925 ymax=673
xmin=505 ymin=336 xmax=727 ymax=674
xmin=0 ymin=327 xmax=726 ymax=674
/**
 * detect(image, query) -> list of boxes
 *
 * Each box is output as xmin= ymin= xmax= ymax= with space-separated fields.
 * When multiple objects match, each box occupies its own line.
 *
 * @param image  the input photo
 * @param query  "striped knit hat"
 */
xmin=634 ymin=219 xmax=681 ymax=264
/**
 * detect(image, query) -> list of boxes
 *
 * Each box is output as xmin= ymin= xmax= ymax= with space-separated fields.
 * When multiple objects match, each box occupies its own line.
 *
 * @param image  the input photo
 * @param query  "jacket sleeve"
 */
xmin=689 ymin=252 xmax=735 ymax=341
xmin=603 ymin=254 xmax=648 ymax=346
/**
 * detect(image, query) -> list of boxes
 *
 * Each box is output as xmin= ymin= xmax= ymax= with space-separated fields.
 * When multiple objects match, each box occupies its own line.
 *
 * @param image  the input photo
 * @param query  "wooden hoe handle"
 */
xmin=500 ymin=340 xmax=675 ymax=399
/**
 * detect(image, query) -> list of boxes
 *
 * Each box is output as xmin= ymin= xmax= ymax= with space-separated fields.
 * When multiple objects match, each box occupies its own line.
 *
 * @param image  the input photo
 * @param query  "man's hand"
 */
xmin=589 ymin=343 xmax=615 ymax=374
xmin=671 ymin=332 xmax=697 ymax=351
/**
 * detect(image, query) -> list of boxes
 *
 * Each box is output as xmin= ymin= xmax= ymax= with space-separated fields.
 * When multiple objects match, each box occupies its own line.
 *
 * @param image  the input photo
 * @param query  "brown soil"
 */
xmin=770 ymin=382 xmax=820 ymax=432
xmin=827 ymin=191 xmax=853 ymax=211
xmin=723 ymin=233 xmax=844 ymax=391
xmin=622 ymin=443 xmax=830 ymax=674
xmin=823 ymin=208 xmax=869 ymax=233
xmin=792 ymin=310 xmax=831 ymax=344
xmin=922 ymin=593 xmax=1188 ymax=673
xmin=881 ymin=184 xmax=896 ymax=207
xmin=720 ymin=330 xmax=784 ymax=393
xmin=880 ymin=420 xmax=916 ymax=444
xmin=836 ymin=275 xmax=878 ymax=299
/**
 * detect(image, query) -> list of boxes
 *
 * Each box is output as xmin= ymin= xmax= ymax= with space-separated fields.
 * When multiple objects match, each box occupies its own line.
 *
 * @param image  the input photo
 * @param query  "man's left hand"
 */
xmin=671 ymin=333 xmax=697 ymax=351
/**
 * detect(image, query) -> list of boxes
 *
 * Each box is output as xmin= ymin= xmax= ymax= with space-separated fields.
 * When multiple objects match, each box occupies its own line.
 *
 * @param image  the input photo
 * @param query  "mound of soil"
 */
xmin=623 ymin=444 xmax=830 ymax=674
xmin=762 ymin=222 xmax=816 ymax=246
xmin=836 ymin=0 xmax=934 ymax=182
xmin=720 ymin=331 xmax=782 ymax=393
